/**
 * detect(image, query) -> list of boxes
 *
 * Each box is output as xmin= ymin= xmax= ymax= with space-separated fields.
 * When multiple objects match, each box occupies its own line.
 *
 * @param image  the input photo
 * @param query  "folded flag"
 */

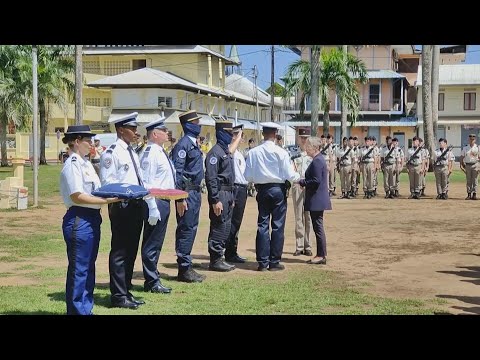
xmin=92 ymin=183 xmax=149 ymax=200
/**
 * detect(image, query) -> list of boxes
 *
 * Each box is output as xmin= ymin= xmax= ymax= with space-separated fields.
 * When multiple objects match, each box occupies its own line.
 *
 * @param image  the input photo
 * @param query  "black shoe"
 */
xmin=111 ymin=298 xmax=139 ymax=310
xmin=146 ymin=283 xmax=172 ymax=294
xmin=466 ymin=193 xmax=471 ymax=200
xmin=472 ymin=193 xmax=477 ymax=200
xmin=127 ymin=293 xmax=145 ymax=305
xmin=385 ymin=191 xmax=390 ymax=199
xmin=443 ymin=193 xmax=448 ymax=200
xmin=209 ymin=259 xmax=235 ymax=272
xmin=257 ymin=265 xmax=268 ymax=272
xmin=178 ymin=268 xmax=206 ymax=283
xmin=268 ymin=263 xmax=285 ymax=271
xmin=225 ymin=254 xmax=247 ymax=263
xmin=293 ymin=250 xmax=303 ymax=256
xmin=307 ymin=257 xmax=327 ymax=265
xmin=331 ymin=191 xmax=337 ymax=196
xmin=304 ymin=250 xmax=313 ymax=256
xmin=395 ymin=190 xmax=399 ymax=197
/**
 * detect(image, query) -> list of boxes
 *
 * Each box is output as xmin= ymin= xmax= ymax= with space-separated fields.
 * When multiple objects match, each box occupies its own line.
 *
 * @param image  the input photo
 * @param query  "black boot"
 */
xmin=209 ymin=259 xmax=235 ymax=272
xmin=385 ymin=191 xmax=390 ymax=199
xmin=466 ymin=193 xmax=471 ymax=200
xmin=472 ymin=193 xmax=477 ymax=200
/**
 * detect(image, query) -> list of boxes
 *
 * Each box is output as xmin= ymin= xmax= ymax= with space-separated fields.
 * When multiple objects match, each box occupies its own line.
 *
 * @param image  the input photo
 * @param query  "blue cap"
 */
xmin=145 ymin=116 xmax=168 ymax=131
xmin=108 ymin=112 xmax=139 ymax=127
xmin=64 ymin=125 xmax=96 ymax=137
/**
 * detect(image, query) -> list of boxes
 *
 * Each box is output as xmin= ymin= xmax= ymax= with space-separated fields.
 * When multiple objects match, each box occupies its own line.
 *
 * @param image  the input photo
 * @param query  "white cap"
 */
xmin=145 ymin=116 xmax=167 ymax=131
xmin=260 ymin=122 xmax=282 ymax=131
xmin=108 ymin=112 xmax=139 ymax=127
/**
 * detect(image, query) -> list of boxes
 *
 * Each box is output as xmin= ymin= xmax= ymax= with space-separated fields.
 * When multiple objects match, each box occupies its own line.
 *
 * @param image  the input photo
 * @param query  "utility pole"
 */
xmin=270 ymin=45 xmax=275 ymax=121
xmin=32 ymin=46 xmax=39 ymax=207
xmin=253 ymin=65 xmax=260 ymax=142
xmin=75 ymin=45 xmax=83 ymax=125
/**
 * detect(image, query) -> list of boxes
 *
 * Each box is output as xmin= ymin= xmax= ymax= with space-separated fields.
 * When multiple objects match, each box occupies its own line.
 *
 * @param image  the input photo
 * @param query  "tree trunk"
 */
xmin=422 ymin=45 xmax=435 ymax=171
xmin=310 ymin=45 xmax=321 ymax=136
xmin=323 ymin=102 xmax=330 ymax=136
xmin=340 ymin=45 xmax=348 ymax=141
xmin=431 ymin=45 xmax=440 ymax=142
xmin=0 ymin=115 xmax=8 ymax=167
xmin=75 ymin=45 xmax=83 ymax=125
xmin=40 ymin=99 xmax=47 ymax=165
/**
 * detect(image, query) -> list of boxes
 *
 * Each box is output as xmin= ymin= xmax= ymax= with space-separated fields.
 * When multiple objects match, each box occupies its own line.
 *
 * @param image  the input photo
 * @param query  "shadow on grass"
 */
xmin=131 ymin=270 xmax=177 ymax=281
xmin=436 ymin=295 xmax=480 ymax=315
xmin=2 ymin=310 xmax=61 ymax=315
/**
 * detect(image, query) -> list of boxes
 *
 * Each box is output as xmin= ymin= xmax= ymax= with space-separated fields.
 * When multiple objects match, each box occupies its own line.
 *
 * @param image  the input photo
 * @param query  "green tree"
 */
xmin=283 ymin=47 xmax=368 ymax=136
xmin=0 ymin=46 xmax=32 ymax=166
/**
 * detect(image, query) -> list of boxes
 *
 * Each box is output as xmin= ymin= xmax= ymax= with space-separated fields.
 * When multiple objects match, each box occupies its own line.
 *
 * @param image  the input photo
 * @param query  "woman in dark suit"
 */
xmin=298 ymin=136 xmax=332 ymax=264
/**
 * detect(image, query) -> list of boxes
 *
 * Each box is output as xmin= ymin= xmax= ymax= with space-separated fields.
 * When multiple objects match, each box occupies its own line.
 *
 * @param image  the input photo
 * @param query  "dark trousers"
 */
xmin=108 ymin=200 xmax=144 ymax=301
xmin=255 ymin=184 xmax=287 ymax=268
xmin=141 ymin=199 xmax=170 ymax=289
xmin=62 ymin=206 xmax=101 ymax=315
xmin=310 ymin=211 xmax=327 ymax=257
xmin=225 ymin=184 xmax=247 ymax=258
xmin=175 ymin=190 xmax=201 ymax=271
xmin=208 ymin=190 xmax=235 ymax=262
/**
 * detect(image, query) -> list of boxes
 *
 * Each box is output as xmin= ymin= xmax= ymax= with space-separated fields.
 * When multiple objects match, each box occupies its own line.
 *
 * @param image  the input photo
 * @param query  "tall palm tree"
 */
xmin=0 ymin=46 xmax=32 ymax=166
xmin=421 ymin=45 xmax=435 ymax=169
xmin=16 ymin=45 xmax=75 ymax=164
xmin=283 ymin=47 xmax=368 ymax=136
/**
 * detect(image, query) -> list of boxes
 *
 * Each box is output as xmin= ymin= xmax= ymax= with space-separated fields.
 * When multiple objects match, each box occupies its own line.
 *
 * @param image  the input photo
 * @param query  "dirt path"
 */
xmin=1 ymin=184 xmax=478 ymax=314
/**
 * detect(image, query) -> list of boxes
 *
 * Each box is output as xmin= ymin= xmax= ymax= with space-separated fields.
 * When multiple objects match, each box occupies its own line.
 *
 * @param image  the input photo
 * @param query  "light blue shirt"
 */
xmin=60 ymin=152 xmax=101 ymax=210
xmin=244 ymin=140 xmax=300 ymax=184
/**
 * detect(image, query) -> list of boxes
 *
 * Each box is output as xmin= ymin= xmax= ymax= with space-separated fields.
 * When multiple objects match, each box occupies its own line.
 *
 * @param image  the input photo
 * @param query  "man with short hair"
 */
xmin=391 ymin=138 xmax=404 ymax=197
xmin=433 ymin=138 xmax=454 ymax=200
xmin=245 ymin=122 xmax=300 ymax=271
xmin=336 ymin=136 xmax=354 ymax=199
xmin=406 ymin=136 xmax=425 ymax=199
xmin=460 ymin=133 xmax=480 ymax=200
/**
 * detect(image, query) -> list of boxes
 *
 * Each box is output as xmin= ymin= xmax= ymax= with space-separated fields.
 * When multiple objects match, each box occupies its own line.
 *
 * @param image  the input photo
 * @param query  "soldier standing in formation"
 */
xmin=381 ymin=136 xmax=398 ymax=199
xmin=419 ymin=138 xmax=429 ymax=197
xmin=460 ymin=133 xmax=480 ymax=200
xmin=433 ymin=138 xmax=454 ymax=200
xmin=392 ymin=137 xmax=404 ymax=197
xmin=351 ymin=136 xmax=361 ymax=196
xmin=292 ymin=128 xmax=313 ymax=256
xmin=327 ymin=135 xmax=337 ymax=196
xmin=406 ymin=136 xmax=425 ymax=199
xmin=360 ymin=136 xmax=376 ymax=199
xmin=336 ymin=136 xmax=354 ymax=199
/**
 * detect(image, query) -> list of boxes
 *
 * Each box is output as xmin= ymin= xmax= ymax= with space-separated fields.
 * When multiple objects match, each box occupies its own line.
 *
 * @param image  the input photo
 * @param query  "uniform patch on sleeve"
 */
xmin=178 ymin=150 xmax=186 ymax=159
xmin=141 ymin=160 xmax=149 ymax=170
xmin=124 ymin=164 xmax=129 ymax=171
xmin=104 ymin=157 xmax=112 ymax=169
xmin=209 ymin=157 xmax=218 ymax=165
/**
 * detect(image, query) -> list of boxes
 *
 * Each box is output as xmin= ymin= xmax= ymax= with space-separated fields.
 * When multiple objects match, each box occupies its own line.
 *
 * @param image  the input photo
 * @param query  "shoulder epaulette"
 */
xmin=106 ymin=144 xmax=116 ymax=154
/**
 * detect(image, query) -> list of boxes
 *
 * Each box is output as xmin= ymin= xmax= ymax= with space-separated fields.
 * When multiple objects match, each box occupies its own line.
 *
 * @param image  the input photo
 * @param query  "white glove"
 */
xmin=148 ymin=207 xmax=160 ymax=226
xmin=145 ymin=197 xmax=161 ymax=226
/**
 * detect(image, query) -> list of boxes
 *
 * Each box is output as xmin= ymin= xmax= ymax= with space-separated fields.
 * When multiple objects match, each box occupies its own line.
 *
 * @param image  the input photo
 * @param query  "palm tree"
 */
xmin=0 ymin=46 xmax=32 ymax=166
xmin=16 ymin=46 xmax=75 ymax=164
xmin=283 ymin=47 xmax=368 ymax=136
xmin=421 ymin=45 xmax=435 ymax=169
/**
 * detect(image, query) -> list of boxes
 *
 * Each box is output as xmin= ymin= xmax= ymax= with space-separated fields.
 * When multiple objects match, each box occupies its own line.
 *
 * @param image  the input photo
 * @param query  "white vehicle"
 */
xmin=94 ymin=133 xmax=118 ymax=149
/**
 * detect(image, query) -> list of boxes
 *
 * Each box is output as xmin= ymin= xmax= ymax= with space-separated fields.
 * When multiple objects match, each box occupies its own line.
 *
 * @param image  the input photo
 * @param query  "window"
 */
xmin=157 ymin=97 xmax=172 ymax=108
xmin=464 ymin=92 xmax=476 ymax=110
xmin=369 ymin=84 xmax=380 ymax=103
xmin=132 ymin=59 xmax=146 ymax=70
xmin=85 ymin=98 xmax=101 ymax=107
xmin=103 ymin=60 xmax=131 ymax=76
xmin=84 ymin=60 xmax=100 ymax=75
xmin=438 ymin=93 xmax=444 ymax=111
xmin=103 ymin=98 xmax=111 ymax=107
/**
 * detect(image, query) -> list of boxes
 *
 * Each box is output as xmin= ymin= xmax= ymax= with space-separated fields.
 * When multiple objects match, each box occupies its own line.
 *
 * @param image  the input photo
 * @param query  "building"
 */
xmin=284 ymin=45 xmax=420 ymax=149
xmin=416 ymin=64 xmax=480 ymax=157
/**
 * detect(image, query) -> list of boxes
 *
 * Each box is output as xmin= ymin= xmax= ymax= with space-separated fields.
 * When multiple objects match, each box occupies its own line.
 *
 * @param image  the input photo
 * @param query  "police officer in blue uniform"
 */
xmin=139 ymin=117 xmax=175 ymax=294
xmin=171 ymin=110 xmax=206 ymax=283
xmin=245 ymin=122 xmax=300 ymax=271
xmin=100 ymin=112 xmax=160 ymax=309
xmin=60 ymin=125 xmax=120 ymax=315
xmin=205 ymin=121 xmax=239 ymax=272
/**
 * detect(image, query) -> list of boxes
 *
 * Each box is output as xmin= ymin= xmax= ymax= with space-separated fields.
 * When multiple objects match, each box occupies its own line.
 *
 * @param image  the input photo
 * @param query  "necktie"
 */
xmin=127 ymin=145 xmax=144 ymax=187
xmin=162 ymin=147 xmax=176 ymax=184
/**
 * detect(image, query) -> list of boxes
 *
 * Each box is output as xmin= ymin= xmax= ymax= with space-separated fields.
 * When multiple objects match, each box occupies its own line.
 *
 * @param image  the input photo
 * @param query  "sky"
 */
xmin=226 ymin=45 xmax=480 ymax=91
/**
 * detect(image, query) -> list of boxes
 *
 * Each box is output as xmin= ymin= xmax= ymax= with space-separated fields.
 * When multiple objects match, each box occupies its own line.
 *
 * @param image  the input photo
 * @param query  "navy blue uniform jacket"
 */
xmin=299 ymin=153 xmax=332 ymax=212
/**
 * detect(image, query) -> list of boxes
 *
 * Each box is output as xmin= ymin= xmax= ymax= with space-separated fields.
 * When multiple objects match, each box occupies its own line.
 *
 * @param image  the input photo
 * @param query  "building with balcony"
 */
xmin=416 ymin=63 xmax=480 ymax=157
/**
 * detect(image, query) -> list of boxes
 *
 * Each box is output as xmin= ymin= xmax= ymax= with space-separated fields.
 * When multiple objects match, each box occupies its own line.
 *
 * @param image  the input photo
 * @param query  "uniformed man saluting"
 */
xmin=205 ymin=121 xmax=242 ymax=271
xmin=245 ymin=122 xmax=300 ymax=271
xmin=171 ymin=110 xmax=206 ymax=283
xmin=101 ymin=112 xmax=159 ymax=310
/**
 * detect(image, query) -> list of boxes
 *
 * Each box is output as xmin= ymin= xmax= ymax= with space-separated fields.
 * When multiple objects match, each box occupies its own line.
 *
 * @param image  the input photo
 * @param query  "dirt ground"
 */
xmin=1 ymin=181 xmax=479 ymax=314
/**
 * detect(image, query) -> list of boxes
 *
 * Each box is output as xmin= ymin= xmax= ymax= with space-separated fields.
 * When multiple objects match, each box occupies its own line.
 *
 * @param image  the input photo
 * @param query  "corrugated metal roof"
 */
xmin=363 ymin=70 xmax=406 ymax=79
xmin=83 ymin=45 xmax=239 ymax=65
xmin=88 ymin=68 xmax=232 ymax=98
xmin=416 ymin=64 xmax=480 ymax=86
xmin=285 ymin=120 xmax=418 ymax=127
xmin=225 ymin=74 xmax=283 ymax=107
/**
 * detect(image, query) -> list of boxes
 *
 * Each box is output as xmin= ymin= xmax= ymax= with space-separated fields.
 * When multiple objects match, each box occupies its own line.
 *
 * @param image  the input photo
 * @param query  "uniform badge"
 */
xmin=238 ymin=159 xmax=242 ymax=166
xmin=104 ymin=157 xmax=112 ymax=169
xmin=124 ymin=164 xmax=129 ymax=171
xmin=210 ymin=157 xmax=218 ymax=165
xmin=141 ymin=160 xmax=149 ymax=170
xmin=178 ymin=150 xmax=187 ymax=159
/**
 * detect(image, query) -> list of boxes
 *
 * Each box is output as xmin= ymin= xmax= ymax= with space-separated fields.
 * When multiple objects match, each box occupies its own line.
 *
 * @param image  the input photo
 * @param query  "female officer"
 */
xmin=60 ymin=125 xmax=119 ymax=315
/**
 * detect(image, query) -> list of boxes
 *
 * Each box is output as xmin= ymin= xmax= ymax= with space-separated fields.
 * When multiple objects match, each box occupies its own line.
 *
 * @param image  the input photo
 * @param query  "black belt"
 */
xmin=68 ymin=206 xmax=100 ymax=215
xmin=255 ymin=183 xmax=285 ymax=189
xmin=91 ymin=159 xmax=100 ymax=164
xmin=234 ymin=183 xmax=248 ymax=188
xmin=185 ymin=185 xmax=201 ymax=191
xmin=220 ymin=185 xmax=234 ymax=191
